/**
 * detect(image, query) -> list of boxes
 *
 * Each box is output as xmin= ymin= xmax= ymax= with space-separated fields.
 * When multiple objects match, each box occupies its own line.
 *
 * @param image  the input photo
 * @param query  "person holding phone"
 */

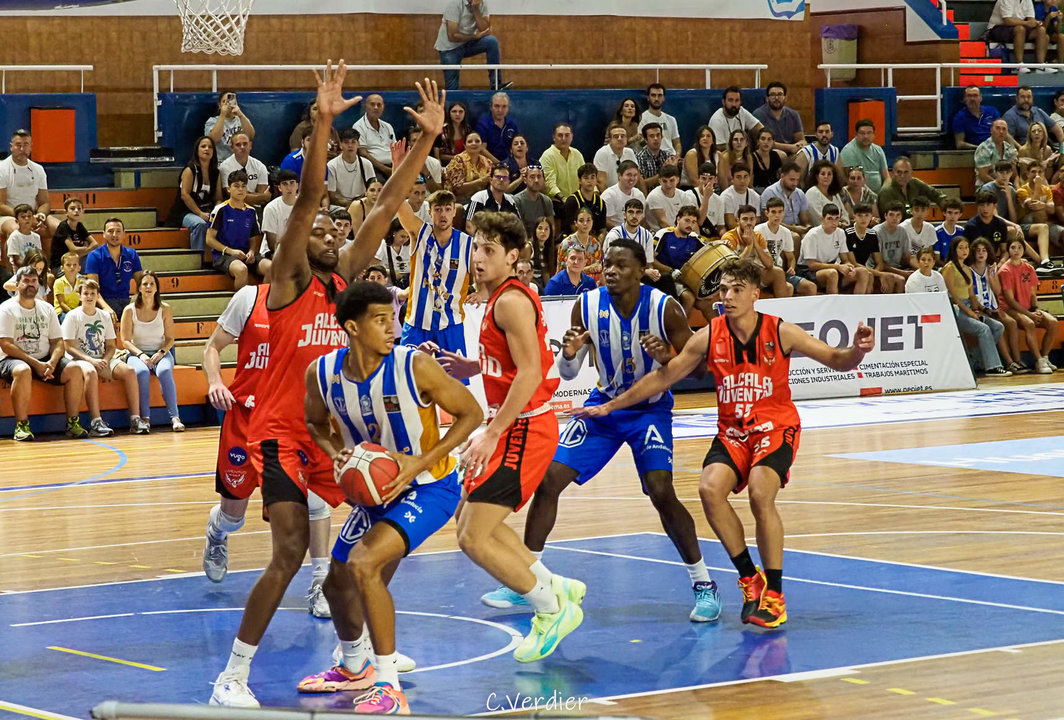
xmin=206 ymin=91 xmax=256 ymax=164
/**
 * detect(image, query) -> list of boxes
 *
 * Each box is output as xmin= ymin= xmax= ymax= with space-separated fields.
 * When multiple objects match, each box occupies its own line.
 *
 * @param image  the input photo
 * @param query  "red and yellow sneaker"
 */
xmin=353 ymin=682 xmax=410 ymax=715
xmin=746 ymin=589 xmax=787 ymax=628
xmin=738 ymin=567 xmax=767 ymax=623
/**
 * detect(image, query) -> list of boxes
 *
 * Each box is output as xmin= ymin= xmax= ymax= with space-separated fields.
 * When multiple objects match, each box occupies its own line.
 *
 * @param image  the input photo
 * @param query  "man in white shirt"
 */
xmin=327 ymin=128 xmax=378 ymax=209
xmin=645 ymin=165 xmax=685 ymax=232
xmin=684 ymin=162 xmax=725 ymax=238
xmin=219 ymin=133 xmax=270 ymax=206
xmin=799 ymin=204 xmax=873 ymax=294
xmin=0 ymin=129 xmax=55 ymax=244
xmin=259 ymin=169 xmax=298 ymax=258
xmin=407 ymin=126 xmax=443 ymax=191
xmin=637 ymin=83 xmax=682 ymax=156
xmin=601 ymin=161 xmax=647 ymax=229
xmin=756 ymin=196 xmax=817 ymax=295
xmin=986 ymin=0 xmax=1054 ymax=73
xmin=899 ymin=197 xmax=938 ymax=267
xmin=406 ymin=178 xmax=433 ymax=225
xmin=353 ymin=94 xmax=397 ymax=178
xmin=205 ymin=91 xmax=256 ymax=164
xmin=594 ymin=122 xmax=639 ymax=191
xmin=709 ymin=86 xmax=764 ymax=152
xmin=719 ymin=164 xmax=760 ymax=230
xmin=434 ymin=0 xmax=506 ymax=91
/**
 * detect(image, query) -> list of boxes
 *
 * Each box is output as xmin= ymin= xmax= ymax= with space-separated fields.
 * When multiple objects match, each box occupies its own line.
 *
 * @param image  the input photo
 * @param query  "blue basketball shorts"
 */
xmin=399 ymin=322 xmax=467 ymax=356
xmin=553 ymin=407 xmax=673 ymax=492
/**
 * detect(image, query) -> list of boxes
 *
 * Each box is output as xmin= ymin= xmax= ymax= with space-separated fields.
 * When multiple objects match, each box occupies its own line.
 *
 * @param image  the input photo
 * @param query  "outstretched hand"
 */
xmin=404 ymin=78 xmax=446 ymax=138
xmin=853 ymin=321 xmax=875 ymax=354
xmin=313 ymin=59 xmax=362 ymax=120
xmin=390 ymin=139 xmax=408 ymax=169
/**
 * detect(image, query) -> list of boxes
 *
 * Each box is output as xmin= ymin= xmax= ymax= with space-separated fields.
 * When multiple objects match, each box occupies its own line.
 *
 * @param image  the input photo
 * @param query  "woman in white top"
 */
xmin=805 ymin=160 xmax=851 ymax=226
xmin=121 ymin=271 xmax=182 ymax=431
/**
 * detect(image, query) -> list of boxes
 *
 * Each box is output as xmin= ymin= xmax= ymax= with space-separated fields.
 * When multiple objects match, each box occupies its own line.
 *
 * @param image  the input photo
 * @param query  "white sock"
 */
xmin=375 ymin=651 xmax=401 ymax=689
xmin=208 ymin=505 xmax=245 ymax=540
xmin=522 ymin=578 xmax=560 ymax=614
xmin=529 ymin=560 xmax=552 ymax=586
xmin=223 ymin=638 xmax=256 ymax=677
xmin=340 ymin=637 xmax=369 ymax=670
xmin=686 ymin=559 xmax=711 ymax=585
xmin=531 ymin=550 xmax=544 ymax=560
xmin=311 ymin=557 xmax=329 ymax=585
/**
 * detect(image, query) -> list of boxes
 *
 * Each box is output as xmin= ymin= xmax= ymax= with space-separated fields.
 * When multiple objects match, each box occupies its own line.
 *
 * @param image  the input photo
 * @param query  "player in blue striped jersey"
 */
xmin=479 ymin=238 xmax=722 ymax=622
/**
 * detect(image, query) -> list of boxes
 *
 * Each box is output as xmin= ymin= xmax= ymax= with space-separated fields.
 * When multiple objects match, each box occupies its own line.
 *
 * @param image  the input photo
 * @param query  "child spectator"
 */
xmin=5 ymin=249 xmax=53 ymax=303
xmin=757 ymin=197 xmax=817 ymax=295
xmin=997 ymin=238 xmax=1060 ymax=374
xmin=847 ymin=203 xmax=903 ymax=293
xmin=935 ymin=198 xmax=965 ymax=264
xmin=605 ymin=198 xmax=660 ymax=283
xmin=330 ymin=208 xmax=352 ymax=244
xmin=645 ymin=164 xmax=685 ymax=232
xmin=874 ymin=201 xmax=916 ymax=281
xmin=6 ymin=204 xmax=41 ymax=268
xmin=967 ymin=237 xmax=1026 ymax=374
xmin=557 ymin=207 xmax=602 ymax=283
xmin=900 ymin=196 xmax=938 ymax=264
xmin=799 ymin=204 xmax=872 ymax=294
xmin=121 ymin=271 xmax=183 ymax=431
xmin=375 ymin=218 xmax=411 ymax=289
xmin=53 ymin=251 xmax=81 ymax=322
xmin=49 ymin=198 xmax=97 ymax=272
xmin=720 ymin=204 xmax=792 ymax=297
xmin=941 ymin=237 xmax=1012 ymax=377
xmin=544 ymin=246 xmax=597 ymax=296
xmin=62 ymin=278 xmax=141 ymax=435
xmin=206 ymin=170 xmax=265 ymax=290
xmin=260 ymin=169 xmax=298 ymax=260
xmin=364 ymin=264 xmax=409 ymax=339
xmin=904 ymin=246 xmax=949 ymax=294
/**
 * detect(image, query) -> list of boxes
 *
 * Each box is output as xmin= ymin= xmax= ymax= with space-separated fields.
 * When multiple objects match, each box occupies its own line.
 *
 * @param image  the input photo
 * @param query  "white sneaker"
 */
xmin=307 ymin=583 xmax=331 ymax=618
xmin=203 ymin=530 xmax=228 ymax=583
xmin=1042 ymin=65 xmax=1060 ymax=74
xmin=334 ymin=641 xmax=417 ymax=673
xmin=172 ymin=417 xmax=185 ymax=432
xmin=210 ymin=672 xmax=259 ymax=707
xmin=1019 ymin=66 xmax=1032 ymax=74
xmin=1048 ymin=359 xmax=1059 ymax=371
xmin=131 ymin=416 xmax=151 ymax=434
xmin=1037 ymin=357 xmax=1054 ymax=374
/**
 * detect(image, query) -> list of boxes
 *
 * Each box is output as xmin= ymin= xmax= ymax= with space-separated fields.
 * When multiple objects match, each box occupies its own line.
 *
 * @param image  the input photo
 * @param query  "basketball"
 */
xmin=337 ymin=442 xmax=401 ymax=506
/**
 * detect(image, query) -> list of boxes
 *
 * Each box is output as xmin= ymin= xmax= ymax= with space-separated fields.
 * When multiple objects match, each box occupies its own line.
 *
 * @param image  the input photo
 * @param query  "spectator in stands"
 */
xmin=998 ymin=237 xmax=1059 ymax=373
xmin=1017 ymin=121 xmax=1058 ymax=164
xmin=796 ymin=121 xmax=844 ymax=181
xmin=544 ymin=246 xmax=597 ymax=296
xmin=805 ymin=160 xmax=850 ymax=226
xmin=1051 ymin=88 xmax=1064 ymax=127
xmin=440 ymin=100 xmax=472 ymax=165
xmin=987 ymin=1 xmax=1054 ymax=74
xmin=49 ymin=198 xmax=97 ymax=273
xmin=219 ymin=134 xmax=270 ymax=208
xmin=540 ymin=122 xmax=585 ymax=205
xmin=514 ymin=163 xmax=554 ymax=242
xmin=435 ymin=0 xmax=506 ymax=91
xmin=6 ymin=205 xmax=41 ymax=268
xmin=348 ymin=178 xmax=383 ymax=236
xmin=466 ymin=162 xmax=520 ymax=233
xmin=975 ymin=119 xmax=1019 ymax=184
xmin=121 ymin=271 xmax=183 ymax=431
xmin=561 ymin=164 xmax=607 ymax=238
xmin=604 ymin=199 xmax=660 ymax=283
xmin=62 ymin=278 xmax=141 ymax=435
xmin=614 ymin=97 xmax=644 ymax=152
xmin=1005 ymin=86 xmax=1063 ymax=145
xmin=982 ymin=159 xmax=1021 ymax=221
xmin=205 ymin=92 xmax=255 ymax=164
xmin=761 ymin=161 xmax=812 ymax=237
xmin=721 ymin=164 xmax=760 ymax=231
xmin=684 ymin=162 xmax=725 ymax=239
xmin=558 ymin=207 xmax=602 ymax=283
xmin=651 ymin=207 xmax=704 ymax=315
xmin=376 ymin=219 xmax=411 ymax=289
xmin=84 ymin=218 xmax=142 ymax=321
xmin=261 ymin=169 xmax=298 ymax=262
xmin=967 ymin=237 xmax=1027 ymax=373
xmin=0 ymin=265 xmax=87 ymax=440
xmin=444 ymin=131 xmax=493 ymax=203
xmin=682 ymin=125 xmax=719 ymax=190
xmin=280 ymin=127 xmax=326 ymax=182
xmin=756 ymin=197 xmax=817 ymax=296
xmin=941 ymin=237 xmax=1012 ymax=376
xmin=800 ymin=204 xmax=872 ymax=294
xmin=1046 ymin=0 xmax=1064 ymax=59
xmin=407 ymin=126 xmax=444 ymax=191
xmin=900 ymin=197 xmax=939 ymax=263
xmin=751 ymin=129 xmax=786 ymax=193
xmin=965 ymin=189 xmax=1024 ymax=257
xmin=475 ymin=92 xmax=519 ymax=162
xmin=635 ymin=124 xmax=679 ymax=190
xmin=840 ymin=120 xmax=890 ymax=194
xmin=326 ymin=128 xmax=378 ymax=209
xmin=1016 ymin=161 xmax=1063 ymax=269
xmin=330 ymin=207 xmax=352 ymax=244
xmin=405 ymin=178 xmax=432 ymax=226
xmin=602 ymin=160 xmax=646 ymax=230
xmin=502 ymin=133 xmax=531 ymax=192
xmin=364 ymin=264 xmax=410 ymax=338
xmin=846 ymin=203 xmax=903 ymax=293
xmin=0 ymin=130 xmax=55 ymax=250
xmin=173 ymin=136 xmax=221 ymax=253
xmin=354 ymin=94 xmax=398 ymax=177
xmin=874 ymin=201 xmax=917 ymax=281
xmin=4 ymin=248 xmax=52 ymax=303
xmin=638 ymin=84 xmax=682 ymax=156
xmin=645 ymin=164 xmax=685 ymax=233
xmin=53 ymin=252 xmax=81 ymax=322
xmin=515 ymin=258 xmax=539 ymax=294
xmin=980 ymin=161 xmax=1054 ymax=268
xmin=935 ymin=198 xmax=966 ymax=262
xmin=841 ymin=166 xmax=880 ymax=224
xmin=206 ymin=170 xmax=264 ymax=290
xmin=709 ymin=86 xmax=763 ymax=152
xmin=595 ymin=122 xmax=639 ymax=192
xmin=528 ymin=216 xmax=554 ymax=283
xmin=717 ymin=129 xmax=754 ymax=189
xmin=905 ymin=246 xmax=950 ymax=294
xmin=877 ymin=157 xmax=946 ymax=217
xmin=753 ymin=82 xmax=805 ymax=155
xmin=288 ymin=99 xmax=340 ymax=155
xmin=953 ymin=85 xmax=1002 ymax=150
xmin=720 ymin=204 xmax=792 ymax=297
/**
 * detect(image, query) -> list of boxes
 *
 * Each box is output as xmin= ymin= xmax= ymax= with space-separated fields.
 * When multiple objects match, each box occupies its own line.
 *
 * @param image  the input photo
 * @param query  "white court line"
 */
xmin=0 ymin=501 xmax=229 ymax=512
xmin=786 ymin=530 xmax=1064 ymax=538
xmin=10 ymin=613 xmax=135 ymax=627
xmin=0 ymin=700 xmax=80 ymax=720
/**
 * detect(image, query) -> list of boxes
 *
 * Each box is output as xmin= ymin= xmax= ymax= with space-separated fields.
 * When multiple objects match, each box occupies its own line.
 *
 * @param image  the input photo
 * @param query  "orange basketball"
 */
xmin=338 ymin=442 xmax=401 ymax=506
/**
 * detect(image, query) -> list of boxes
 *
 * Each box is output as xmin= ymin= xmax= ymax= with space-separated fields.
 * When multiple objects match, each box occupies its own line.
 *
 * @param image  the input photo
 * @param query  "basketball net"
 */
xmin=175 ymin=0 xmax=254 ymax=55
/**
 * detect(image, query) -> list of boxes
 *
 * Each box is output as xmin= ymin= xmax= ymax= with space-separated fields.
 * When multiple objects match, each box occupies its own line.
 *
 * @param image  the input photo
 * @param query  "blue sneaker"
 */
xmin=690 ymin=580 xmax=722 ymax=622
xmin=481 ymin=585 xmax=529 ymax=609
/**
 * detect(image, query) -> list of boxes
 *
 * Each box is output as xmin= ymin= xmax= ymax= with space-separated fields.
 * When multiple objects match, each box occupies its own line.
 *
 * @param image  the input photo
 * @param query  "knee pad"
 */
xmin=307 ymin=490 xmax=331 ymax=521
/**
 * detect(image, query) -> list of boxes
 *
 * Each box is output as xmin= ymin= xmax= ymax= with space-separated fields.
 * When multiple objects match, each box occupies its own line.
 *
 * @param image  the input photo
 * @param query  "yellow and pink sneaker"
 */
xmin=353 ymin=682 xmax=409 ymax=715
xmin=297 ymin=658 xmax=376 ymax=693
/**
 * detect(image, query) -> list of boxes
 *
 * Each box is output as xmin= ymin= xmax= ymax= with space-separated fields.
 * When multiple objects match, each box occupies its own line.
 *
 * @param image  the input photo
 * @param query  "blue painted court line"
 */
xmin=2 ymin=533 xmax=1063 ymax=717
xmin=0 ymin=441 xmax=127 ymax=504
xmin=830 ymin=436 xmax=1064 ymax=479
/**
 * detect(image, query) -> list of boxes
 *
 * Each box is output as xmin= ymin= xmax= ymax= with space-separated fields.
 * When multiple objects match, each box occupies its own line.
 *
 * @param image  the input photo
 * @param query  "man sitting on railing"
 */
xmin=987 ymin=0 xmax=1056 ymax=74
xmin=435 ymin=0 xmax=508 ymax=91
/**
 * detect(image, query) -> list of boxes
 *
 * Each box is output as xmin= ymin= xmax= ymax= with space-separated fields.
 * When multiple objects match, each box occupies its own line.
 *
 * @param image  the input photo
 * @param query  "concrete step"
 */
xmin=49 ymin=187 xmax=177 ymax=217
xmin=175 ymin=339 xmax=235 ymax=367
xmin=167 ymin=291 xmax=233 ymax=317
xmin=124 ymin=228 xmax=190 ymax=250
xmin=174 ymin=316 xmax=219 ymax=340
xmin=139 ymin=248 xmax=203 ymax=272
xmin=82 ymin=206 xmax=159 ymax=232
xmin=933 ymin=185 xmax=962 ymax=201
xmin=155 ymin=270 xmax=233 ymax=294
xmin=114 ymin=166 xmax=182 ymax=190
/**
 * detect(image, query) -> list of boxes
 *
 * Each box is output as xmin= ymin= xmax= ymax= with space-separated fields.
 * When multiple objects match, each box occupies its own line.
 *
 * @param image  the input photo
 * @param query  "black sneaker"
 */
xmin=1010 ymin=361 xmax=1032 ymax=375
xmin=985 ymin=366 xmax=1013 ymax=377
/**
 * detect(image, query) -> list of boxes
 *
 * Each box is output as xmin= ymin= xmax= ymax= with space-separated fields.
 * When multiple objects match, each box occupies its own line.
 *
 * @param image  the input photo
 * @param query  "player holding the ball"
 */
xmin=299 ymin=281 xmax=482 ymax=714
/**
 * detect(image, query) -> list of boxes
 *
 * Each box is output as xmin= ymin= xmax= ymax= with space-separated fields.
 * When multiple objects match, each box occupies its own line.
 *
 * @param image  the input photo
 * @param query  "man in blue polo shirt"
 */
xmin=952 ymin=85 xmax=1002 ymax=150
xmin=544 ymin=246 xmax=597 ymax=296
xmin=83 ymin=217 xmax=143 ymax=321
xmin=474 ymin=91 xmax=519 ymax=161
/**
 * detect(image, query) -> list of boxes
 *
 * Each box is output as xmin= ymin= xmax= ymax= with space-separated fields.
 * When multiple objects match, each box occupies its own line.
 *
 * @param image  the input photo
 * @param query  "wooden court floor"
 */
xmin=1 ymin=378 xmax=1063 ymax=719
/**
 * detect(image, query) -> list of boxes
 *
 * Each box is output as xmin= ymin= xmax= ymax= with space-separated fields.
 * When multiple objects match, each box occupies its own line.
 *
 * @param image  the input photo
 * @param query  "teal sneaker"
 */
xmin=13 ymin=421 xmax=33 ymax=441
xmin=690 ymin=580 xmax=722 ymax=622
xmin=481 ymin=585 xmax=529 ymax=609
xmin=513 ymin=575 xmax=584 ymax=663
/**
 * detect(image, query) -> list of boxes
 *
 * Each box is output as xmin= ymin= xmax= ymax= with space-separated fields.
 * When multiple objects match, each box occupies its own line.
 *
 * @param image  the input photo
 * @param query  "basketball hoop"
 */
xmin=175 ymin=0 xmax=254 ymax=56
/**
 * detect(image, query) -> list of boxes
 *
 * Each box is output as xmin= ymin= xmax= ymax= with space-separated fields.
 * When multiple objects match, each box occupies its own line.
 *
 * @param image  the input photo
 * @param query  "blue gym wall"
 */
xmin=0 ymin=93 xmax=97 ymax=163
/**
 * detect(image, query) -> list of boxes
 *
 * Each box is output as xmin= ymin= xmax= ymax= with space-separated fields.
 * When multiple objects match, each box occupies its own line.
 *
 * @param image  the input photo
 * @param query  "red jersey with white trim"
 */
xmin=248 ymin=274 xmax=348 ymax=443
xmin=708 ymin=312 xmax=800 ymax=438
xmin=226 ymin=285 xmax=270 ymax=407
xmin=478 ymin=277 xmax=559 ymax=414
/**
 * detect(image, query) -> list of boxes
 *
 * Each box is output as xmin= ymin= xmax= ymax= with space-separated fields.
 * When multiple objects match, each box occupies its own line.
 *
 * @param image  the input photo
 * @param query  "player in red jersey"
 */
xmin=211 ymin=61 xmax=447 ymax=707
xmin=578 ymin=257 xmax=874 ymax=628
xmin=436 ymin=211 xmax=586 ymax=663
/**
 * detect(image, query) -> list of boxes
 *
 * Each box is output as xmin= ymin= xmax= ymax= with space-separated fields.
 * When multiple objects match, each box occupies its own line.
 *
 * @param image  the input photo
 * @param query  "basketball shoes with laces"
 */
xmin=298 ymin=657 xmax=376 ymax=693
xmin=738 ymin=567 xmax=767 ymax=623
xmin=353 ymin=682 xmax=409 ymax=715
xmin=690 ymin=580 xmax=722 ymax=622
xmin=746 ymin=589 xmax=787 ymax=628
xmin=210 ymin=671 xmax=259 ymax=708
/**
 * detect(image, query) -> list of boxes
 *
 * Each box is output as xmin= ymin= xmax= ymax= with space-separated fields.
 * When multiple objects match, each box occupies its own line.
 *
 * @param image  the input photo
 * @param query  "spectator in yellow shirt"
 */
xmin=720 ymin=204 xmax=793 ymax=297
xmin=539 ymin=122 xmax=585 ymax=206
xmin=53 ymin=251 xmax=82 ymax=322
